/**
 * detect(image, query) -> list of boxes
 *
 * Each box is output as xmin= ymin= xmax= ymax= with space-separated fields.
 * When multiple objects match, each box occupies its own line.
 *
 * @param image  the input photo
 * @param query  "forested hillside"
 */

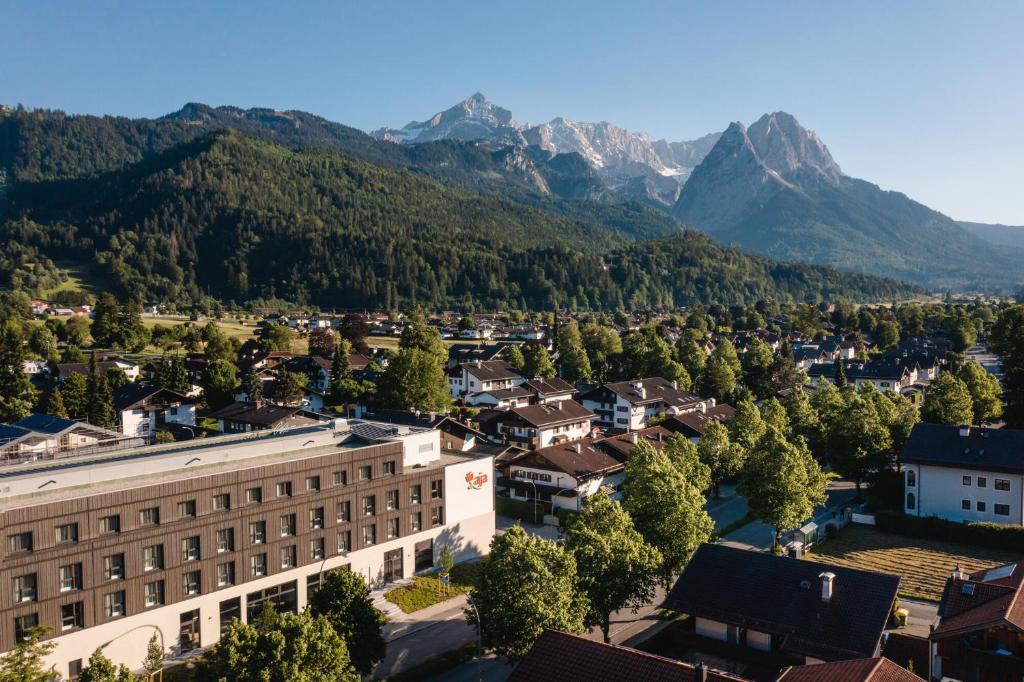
xmin=0 ymin=128 xmax=921 ymax=309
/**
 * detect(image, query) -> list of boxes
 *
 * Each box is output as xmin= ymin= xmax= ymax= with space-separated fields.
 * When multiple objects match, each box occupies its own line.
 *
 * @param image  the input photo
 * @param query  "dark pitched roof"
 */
xmin=901 ymin=423 xmax=1024 ymax=474
xmin=524 ymin=377 xmax=575 ymax=395
xmin=460 ymin=360 xmax=520 ymax=382
xmin=508 ymin=437 xmax=623 ymax=480
xmin=663 ymin=544 xmax=900 ymax=662
xmin=665 ymin=405 xmax=736 ymax=437
xmin=13 ymin=414 xmax=80 ymax=435
xmin=506 ymin=400 xmax=594 ymax=428
xmin=595 ymin=426 xmax=674 ymax=462
xmin=933 ymin=562 xmax=1024 ymax=638
xmin=207 ymin=402 xmax=324 ymax=427
xmin=584 ymin=377 xmax=703 ymax=408
xmin=509 ymin=630 xmax=748 ymax=682
xmin=777 ymin=657 xmax=922 ymax=682
xmin=112 ymin=384 xmax=190 ymax=412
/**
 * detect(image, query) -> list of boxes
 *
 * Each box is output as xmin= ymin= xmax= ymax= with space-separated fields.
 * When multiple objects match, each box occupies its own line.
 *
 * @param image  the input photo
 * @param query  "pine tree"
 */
xmin=86 ymin=354 xmax=117 ymax=429
xmin=44 ymin=388 xmax=69 ymax=419
xmin=0 ymin=323 xmax=36 ymax=422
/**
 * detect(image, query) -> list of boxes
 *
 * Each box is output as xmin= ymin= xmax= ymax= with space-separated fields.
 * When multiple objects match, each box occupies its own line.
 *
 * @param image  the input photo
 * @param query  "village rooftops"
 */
xmin=523 ymin=377 xmax=575 ymax=396
xmin=596 ymin=426 xmax=675 ymax=462
xmin=583 ymin=377 xmax=704 ymax=409
xmin=776 ymin=657 xmax=923 ymax=681
xmin=207 ymin=401 xmax=329 ymax=428
xmin=933 ymin=562 xmax=1024 ymax=639
xmin=111 ymin=383 xmax=190 ymax=412
xmin=902 ymin=423 xmax=1024 ymax=474
xmin=509 ymin=630 xmax=749 ymax=682
xmin=664 ymin=543 xmax=900 ymax=662
xmin=506 ymin=400 xmax=595 ymax=428
xmin=456 ymin=359 xmax=520 ymax=382
xmin=665 ymin=404 xmax=737 ymax=438
xmin=506 ymin=436 xmax=623 ymax=481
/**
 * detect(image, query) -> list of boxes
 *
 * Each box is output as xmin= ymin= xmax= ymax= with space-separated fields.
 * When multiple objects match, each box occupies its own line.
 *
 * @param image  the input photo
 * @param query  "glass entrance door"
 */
xmin=383 ymin=548 xmax=403 ymax=583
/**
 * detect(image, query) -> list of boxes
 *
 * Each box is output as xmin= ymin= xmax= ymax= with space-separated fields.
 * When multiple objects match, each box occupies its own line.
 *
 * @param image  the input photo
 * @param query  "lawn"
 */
xmin=384 ymin=561 xmax=485 ymax=614
xmin=805 ymin=524 xmax=1023 ymax=601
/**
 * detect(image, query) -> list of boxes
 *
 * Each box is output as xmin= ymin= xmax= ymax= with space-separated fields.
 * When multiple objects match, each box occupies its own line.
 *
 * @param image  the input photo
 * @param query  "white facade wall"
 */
xmin=904 ymin=463 xmax=1024 ymax=525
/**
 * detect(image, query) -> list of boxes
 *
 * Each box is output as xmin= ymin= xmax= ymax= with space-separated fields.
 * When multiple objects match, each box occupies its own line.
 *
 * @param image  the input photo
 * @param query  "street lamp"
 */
xmin=468 ymin=601 xmax=483 ymax=682
xmin=522 ymin=478 xmax=539 ymax=524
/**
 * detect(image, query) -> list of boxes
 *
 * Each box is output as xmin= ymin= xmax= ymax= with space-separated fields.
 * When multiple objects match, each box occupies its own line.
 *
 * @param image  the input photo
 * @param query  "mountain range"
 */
xmin=373 ymin=94 xmax=1024 ymax=291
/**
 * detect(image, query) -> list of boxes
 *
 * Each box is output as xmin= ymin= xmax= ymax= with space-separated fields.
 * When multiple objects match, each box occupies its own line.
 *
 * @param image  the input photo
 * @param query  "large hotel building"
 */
xmin=0 ymin=417 xmax=495 ymax=678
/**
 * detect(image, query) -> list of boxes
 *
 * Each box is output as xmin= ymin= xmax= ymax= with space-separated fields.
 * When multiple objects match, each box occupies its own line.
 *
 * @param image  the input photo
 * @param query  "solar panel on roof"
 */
xmin=982 ymin=564 xmax=1017 ymax=582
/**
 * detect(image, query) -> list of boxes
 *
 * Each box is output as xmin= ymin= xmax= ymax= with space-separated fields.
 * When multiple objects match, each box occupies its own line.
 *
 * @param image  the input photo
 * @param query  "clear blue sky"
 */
xmin=3 ymin=1 xmax=1022 ymax=223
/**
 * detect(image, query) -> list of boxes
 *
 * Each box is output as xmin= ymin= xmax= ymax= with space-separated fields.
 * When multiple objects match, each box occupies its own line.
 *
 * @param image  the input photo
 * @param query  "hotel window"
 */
xmin=383 ymin=460 xmax=396 ymax=476
xmin=246 ymin=487 xmax=263 ymax=504
xmin=358 ymin=465 xmax=372 ymax=481
xmin=217 ymin=562 xmax=236 ymax=587
xmin=387 ymin=518 xmax=400 ymax=540
xmin=905 ymin=470 xmax=915 ymax=487
xmin=336 ymin=500 xmax=351 ymax=523
xmin=362 ymin=495 xmax=376 ymax=517
xmin=12 ymin=574 xmax=37 ymax=602
xmin=977 ymin=477 xmax=987 ymax=488
xmin=213 ymin=494 xmax=231 ymax=511
xmin=104 ymin=590 xmax=126 ymax=618
xmin=431 ymin=507 xmax=444 ymax=527
xmin=61 ymin=602 xmax=84 ymax=631
xmin=410 ymin=485 xmax=422 ymax=505
xmin=362 ymin=525 xmax=376 ymax=547
xmin=144 ymin=544 xmax=164 ymax=571
xmin=306 ymin=476 xmax=321 ymax=492
xmin=280 ymin=545 xmax=297 ymax=570
xmin=386 ymin=490 xmax=399 ymax=511
xmin=333 ymin=470 xmax=348 ymax=486
xmin=55 ymin=523 xmax=78 ymax=544
xmin=250 ymin=521 xmax=267 ymax=545
xmin=103 ymin=554 xmax=125 ymax=581
xmin=310 ymin=537 xmax=325 ymax=560
xmin=280 ymin=513 xmax=296 ymax=537
xmin=139 ymin=507 xmax=160 ymax=526
xmin=337 ymin=530 xmax=352 ymax=553
xmin=276 ymin=481 xmax=293 ymax=498
xmin=183 ymin=570 xmax=201 ymax=596
xmin=9 ymin=531 xmax=33 ymax=552
xmin=431 ymin=480 xmax=443 ymax=499
xmin=217 ymin=528 xmax=235 ymax=553
xmin=14 ymin=614 xmax=39 ymax=642
xmin=178 ymin=500 xmax=197 ymax=518
xmin=310 ymin=507 xmax=325 ymax=529
xmin=962 ymin=476 xmax=972 ymax=486
xmin=99 ymin=514 xmax=121 ymax=534
xmin=961 ymin=499 xmax=971 ymax=510
xmin=59 ymin=563 xmax=83 ymax=591
xmin=182 ymin=536 xmax=201 ymax=562
xmin=977 ymin=501 xmax=987 ymax=512
xmin=995 ymin=504 xmax=1011 ymax=516
xmin=410 ymin=512 xmax=422 ymax=533
xmin=144 ymin=580 xmax=164 ymax=608
xmin=251 ymin=554 xmax=268 ymax=577
xmin=68 ymin=659 xmax=83 ymax=681
xmin=996 ymin=479 xmax=1011 ymax=491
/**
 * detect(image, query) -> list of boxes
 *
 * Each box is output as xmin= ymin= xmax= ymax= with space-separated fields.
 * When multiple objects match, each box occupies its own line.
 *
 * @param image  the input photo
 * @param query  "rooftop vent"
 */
xmin=819 ymin=572 xmax=836 ymax=603
xmin=959 ymin=426 xmax=971 ymax=438
xmin=799 ymin=580 xmax=812 ymax=590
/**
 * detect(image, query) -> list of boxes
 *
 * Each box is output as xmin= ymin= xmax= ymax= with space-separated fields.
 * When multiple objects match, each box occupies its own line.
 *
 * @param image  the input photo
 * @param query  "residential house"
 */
xmin=664 ymin=404 xmax=737 ymax=440
xmin=465 ymin=386 xmax=533 ymax=409
xmin=902 ymin=423 xmax=1024 ymax=525
xmin=494 ymin=400 xmax=594 ymax=449
xmin=776 ymin=658 xmax=922 ymax=681
xmin=111 ymin=384 xmax=196 ymax=438
xmin=500 ymin=437 xmax=624 ymax=513
xmin=663 ymin=544 xmax=900 ymax=667
xmin=580 ymin=377 xmax=710 ymax=431
xmin=56 ymin=356 xmax=141 ymax=383
xmin=207 ymin=401 xmax=329 ymax=433
xmin=930 ymin=562 xmax=1024 ymax=681
xmin=523 ymin=377 xmax=575 ymax=404
xmin=449 ymin=360 xmax=524 ymax=398
xmin=806 ymin=360 xmax=913 ymax=393
xmin=0 ymin=415 xmax=138 ymax=461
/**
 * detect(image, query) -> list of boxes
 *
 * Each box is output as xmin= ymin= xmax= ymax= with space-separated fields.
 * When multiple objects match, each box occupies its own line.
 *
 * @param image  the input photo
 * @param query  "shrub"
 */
xmin=876 ymin=510 xmax=1024 ymax=553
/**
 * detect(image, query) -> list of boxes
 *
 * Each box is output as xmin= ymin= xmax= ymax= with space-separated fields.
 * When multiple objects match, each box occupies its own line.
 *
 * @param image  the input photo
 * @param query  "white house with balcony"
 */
xmin=499 ymin=437 xmax=624 ymax=513
xmin=580 ymin=377 xmax=710 ymax=431
xmin=449 ymin=360 xmax=524 ymax=399
xmin=493 ymin=400 xmax=594 ymax=450
xmin=902 ymin=423 xmax=1024 ymax=525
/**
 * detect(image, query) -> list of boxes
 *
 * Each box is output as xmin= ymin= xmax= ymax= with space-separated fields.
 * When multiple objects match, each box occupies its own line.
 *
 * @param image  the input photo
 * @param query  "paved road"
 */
xmin=704 ymin=484 xmax=749 ymax=532
xmin=899 ymin=597 xmax=938 ymax=638
xmin=374 ymin=595 xmax=476 ymax=679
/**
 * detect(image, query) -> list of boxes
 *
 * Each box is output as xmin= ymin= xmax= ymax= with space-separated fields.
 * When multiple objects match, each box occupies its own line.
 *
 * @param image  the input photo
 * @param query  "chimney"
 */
xmin=819 ymin=572 xmax=836 ymax=603
xmin=671 ymin=379 xmax=678 ymax=390
xmin=629 ymin=432 xmax=638 ymax=444
xmin=951 ymin=564 xmax=967 ymax=581
xmin=695 ymin=662 xmax=708 ymax=682
xmin=573 ymin=442 xmax=582 ymax=454
xmin=959 ymin=426 xmax=971 ymax=438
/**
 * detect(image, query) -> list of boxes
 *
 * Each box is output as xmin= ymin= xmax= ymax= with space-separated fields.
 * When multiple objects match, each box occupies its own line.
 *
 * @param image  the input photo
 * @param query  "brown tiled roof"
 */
xmin=595 ymin=426 xmax=674 ymax=462
xmin=461 ymin=360 xmax=520 ymax=382
xmin=777 ymin=657 xmax=921 ymax=681
xmin=665 ymin=404 xmax=737 ymax=437
xmin=524 ymin=377 xmax=575 ymax=395
xmin=508 ymin=437 xmax=623 ymax=480
xmin=933 ymin=562 xmax=1024 ymax=638
xmin=583 ymin=377 xmax=704 ymax=408
xmin=508 ymin=630 xmax=748 ymax=682
xmin=664 ymin=544 xmax=899 ymax=662
xmin=507 ymin=400 xmax=594 ymax=428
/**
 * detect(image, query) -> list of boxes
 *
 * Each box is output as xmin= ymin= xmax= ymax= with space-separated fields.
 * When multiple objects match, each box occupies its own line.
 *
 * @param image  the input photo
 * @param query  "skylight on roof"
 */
xmin=961 ymin=583 xmax=975 ymax=596
xmin=982 ymin=564 xmax=1017 ymax=582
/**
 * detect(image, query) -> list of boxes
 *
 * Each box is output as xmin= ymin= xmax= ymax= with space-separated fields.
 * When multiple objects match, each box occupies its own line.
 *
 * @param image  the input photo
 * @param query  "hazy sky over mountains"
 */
xmin=3 ymin=1 xmax=1021 ymax=223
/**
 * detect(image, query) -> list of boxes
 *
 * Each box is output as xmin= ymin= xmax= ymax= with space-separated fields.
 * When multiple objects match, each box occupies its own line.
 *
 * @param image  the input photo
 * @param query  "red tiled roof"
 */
xmin=777 ymin=657 xmax=922 ymax=682
xmin=934 ymin=562 xmax=1024 ymax=638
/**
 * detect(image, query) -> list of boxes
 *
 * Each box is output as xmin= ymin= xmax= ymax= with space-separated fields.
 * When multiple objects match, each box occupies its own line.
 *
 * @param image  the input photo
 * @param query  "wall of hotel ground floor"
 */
xmin=37 ymin=510 xmax=495 ymax=678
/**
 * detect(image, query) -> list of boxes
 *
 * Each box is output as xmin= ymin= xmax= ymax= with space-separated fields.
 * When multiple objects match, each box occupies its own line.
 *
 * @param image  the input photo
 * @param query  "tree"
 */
xmin=827 ymin=395 xmax=892 ymax=496
xmin=739 ymin=429 xmax=830 ymax=553
xmin=90 ymin=295 xmax=148 ymax=351
xmin=308 ymin=569 xmax=387 ymax=675
xmin=565 ymin=494 xmax=662 ymax=642
xmin=239 ymin=367 xmax=263 ymax=404
xmin=78 ymin=649 xmax=140 ymax=682
xmin=873 ymin=320 xmax=900 ymax=350
xmin=921 ymin=373 xmax=974 ymax=426
xmin=154 ymin=357 xmax=191 ymax=394
xmin=619 ymin=330 xmax=688 ymax=387
xmin=142 ymin=634 xmax=164 ymax=681
xmin=202 ymin=325 xmax=236 ymax=364
xmin=193 ymin=609 xmax=358 ymax=682
xmin=949 ymin=317 xmax=977 ymax=354
xmin=0 ymin=625 xmax=57 ymax=682
xmin=202 ymin=359 xmax=239 ymax=410
xmin=522 ymin=344 xmax=556 ymax=379
xmin=44 ymin=388 xmax=69 ymax=419
xmin=713 ymin=338 xmax=742 ymax=378
xmin=990 ymin=305 xmax=1024 ymax=427
xmin=105 ymin=367 xmax=129 ymax=391
xmin=466 ymin=525 xmax=588 ymax=659
xmin=85 ymin=355 xmax=116 ymax=429
xmin=257 ymin=323 xmax=294 ymax=352
xmin=64 ymin=315 xmax=91 ymax=346
xmin=663 ymin=434 xmax=711 ymax=492
xmin=782 ymin=387 xmax=819 ymax=444
xmin=760 ymin=397 xmax=791 ymax=436
xmin=696 ymin=353 xmax=736 ymax=402
xmin=741 ymin=338 xmax=775 ymax=398
xmin=0 ymin=324 xmax=36 ymax=422
xmin=557 ymin=322 xmax=592 ymax=383
xmin=675 ymin=338 xmax=706 ymax=382
xmin=28 ymin=325 xmax=58 ymax=361
xmin=61 ymin=373 xmax=88 ymax=418
xmin=338 ymin=314 xmax=370 ymax=355
xmin=378 ymin=332 xmax=450 ymax=412
xmin=697 ymin=421 xmax=745 ymax=498
xmin=957 ymin=361 xmax=1003 ymax=425
xmin=271 ymin=369 xmax=308 ymax=406
xmin=501 ymin=344 xmax=525 ymax=371
xmin=729 ymin=398 xmax=766 ymax=454
xmin=436 ymin=545 xmax=455 ymax=589
xmin=833 ymin=357 xmax=848 ymax=388
xmin=308 ymin=327 xmax=338 ymax=358
xmin=623 ymin=440 xmax=713 ymax=586
xmin=580 ymin=323 xmax=622 ymax=383
xmin=768 ymin=340 xmax=803 ymax=394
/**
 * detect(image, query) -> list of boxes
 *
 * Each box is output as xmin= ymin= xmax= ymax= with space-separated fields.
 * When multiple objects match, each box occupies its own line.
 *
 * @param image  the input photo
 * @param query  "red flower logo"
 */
xmin=466 ymin=472 xmax=488 ymax=490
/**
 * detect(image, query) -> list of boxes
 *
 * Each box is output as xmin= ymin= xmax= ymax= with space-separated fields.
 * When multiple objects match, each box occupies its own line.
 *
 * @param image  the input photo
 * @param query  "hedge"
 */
xmin=876 ymin=510 xmax=1024 ymax=553
xmin=495 ymin=495 xmax=544 ymax=524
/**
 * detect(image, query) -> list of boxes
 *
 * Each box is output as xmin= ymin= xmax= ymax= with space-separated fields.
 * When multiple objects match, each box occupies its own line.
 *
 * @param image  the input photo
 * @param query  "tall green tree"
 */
xmin=0 ymin=324 xmax=36 ymax=422
xmin=580 ymin=323 xmax=621 ymax=383
xmin=697 ymin=421 xmax=745 ymax=498
xmin=565 ymin=494 xmax=662 ymax=642
xmin=466 ymin=525 xmax=588 ymax=659
xmin=696 ymin=352 xmax=736 ymax=402
xmin=78 ymin=649 xmax=140 ymax=682
xmin=767 ymin=340 xmax=803 ymax=394
xmin=833 ymin=357 xmax=848 ymax=388
xmin=957 ymin=361 xmax=1003 ymax=425
xmin=873 ymin=320 xmax=900 ymax=350
xmin=308 ymin=568 xmax=387 ymax=675
xmin=257 ymin=323 xmax=294 ymax=352
xmin=740 ymin=338 xmax=775 ymax=398
xmin=921 ymin=373 xmax=975 ymax=426
xmin=782 ymin=387 xmax=819 ymax=444
xmin=522 ymin=344 xmax=557 ymax=380
xmin=154 ymin=356 xmax=191 ymax=394
xmin=44 ymin=388 xmax=69 ymax=419
xmin=0 ymin=625 xmax=57 ymax=682
xmin=28 ymin=325 xmax=58 ymax=361
xmin=142 ymin=634 xmax=164 ymax=681
xmin=619 ymin=330 xmax=688 ymax=387
xmin=675 ymin=338 xmax=707 ymax=382
xmin=378 ymin=318 xmax=450 ymax=412
xmin=271 ymin=369 xmax=308 ymax=406
xmin=61 ymin=373 xmax=88 ymax=419
xmin=729 ymin=398 xmax=766 ymax=454
xmin=193 ymin=609 xmax=358 ymax=682
xmin=202 ymin=359 xmax=239 ymax=410
xmin=663 ymin=434 xmax=712 ymax=492
xmin=623 ymin=440 xmax=713 ymax=586
xmin=501 ymin=344 xmax=525 ymax=371
xmin=826 ymin=395 xmax=892 ymax=496
xmin=739 ymin=429 xmax=830 ymax=553
xmin=239 ymin=367 xmax=263 ymax=404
